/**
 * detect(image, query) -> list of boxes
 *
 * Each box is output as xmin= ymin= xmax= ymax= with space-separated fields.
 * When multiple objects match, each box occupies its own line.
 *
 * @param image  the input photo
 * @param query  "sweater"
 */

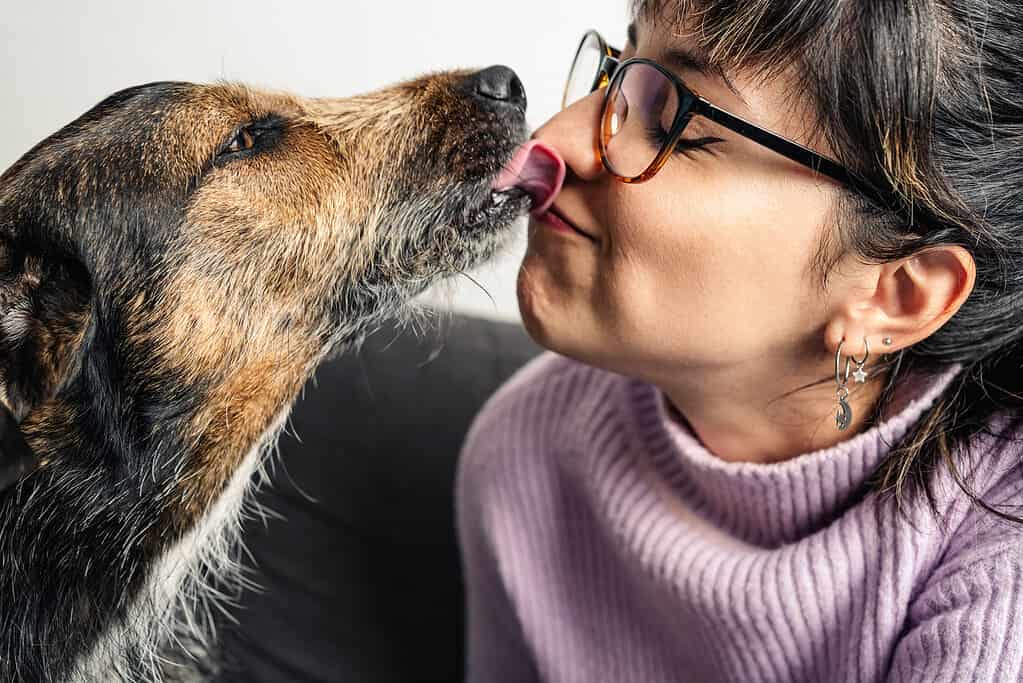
xmin=457 ymin=353 xmax=1023 ymax=683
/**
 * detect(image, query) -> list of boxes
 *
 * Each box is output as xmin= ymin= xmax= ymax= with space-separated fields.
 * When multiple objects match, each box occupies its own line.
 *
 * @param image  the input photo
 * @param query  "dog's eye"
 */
xmin=213 ymin=116 xmax=283 ymax=166
xmin=224 ymin=128 xmax=256 ymax=155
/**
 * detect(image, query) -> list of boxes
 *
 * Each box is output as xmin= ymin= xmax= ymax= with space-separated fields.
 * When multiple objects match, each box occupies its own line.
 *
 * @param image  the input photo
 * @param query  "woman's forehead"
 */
xmin=630 ymin=0 xmax=698 ymax=37
xmin=630 ymin=2 xmax=830 ymax=157
xmin=627 ymin=0 xmax=828 ymax=76
xmin=629 ymin=1 xmax=751 ymax=76
xmin=629 ymin=0 xmax=681 ymax=22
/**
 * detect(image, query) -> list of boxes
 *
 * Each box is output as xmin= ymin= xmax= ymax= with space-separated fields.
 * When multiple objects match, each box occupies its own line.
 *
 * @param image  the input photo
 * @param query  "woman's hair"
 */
xmin=633 ymin=0 xmax=1023 ymax=523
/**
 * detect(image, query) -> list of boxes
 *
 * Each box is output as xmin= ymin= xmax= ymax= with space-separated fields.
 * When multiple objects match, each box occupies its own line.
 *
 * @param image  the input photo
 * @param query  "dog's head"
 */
xmin=0 ymin=67 xmax=552 ymax=679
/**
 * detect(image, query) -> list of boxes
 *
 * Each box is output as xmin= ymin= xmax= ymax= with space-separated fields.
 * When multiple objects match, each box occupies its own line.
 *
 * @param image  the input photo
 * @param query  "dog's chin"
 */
xmin=464 ymin=187 xmax=531 ymax=237
xmin=320 ymin=182 xmax=530 ymax=336
xmin=438 ymin=185 xmax=530 ymax=276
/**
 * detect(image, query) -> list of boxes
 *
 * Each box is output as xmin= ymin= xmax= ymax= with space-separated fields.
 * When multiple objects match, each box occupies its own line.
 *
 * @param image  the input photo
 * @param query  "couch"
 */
xmin=215 ymin=315 xmax=541 ymax=682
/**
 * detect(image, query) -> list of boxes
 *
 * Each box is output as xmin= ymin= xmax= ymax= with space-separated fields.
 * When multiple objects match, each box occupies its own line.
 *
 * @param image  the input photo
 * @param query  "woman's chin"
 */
xmin=516 ymin=259 xmax=585 ymax=357
xmin=516 ymin=261 xmax=592 ymax=361
xmin=516 ymin=262 xmax=553 ymax=348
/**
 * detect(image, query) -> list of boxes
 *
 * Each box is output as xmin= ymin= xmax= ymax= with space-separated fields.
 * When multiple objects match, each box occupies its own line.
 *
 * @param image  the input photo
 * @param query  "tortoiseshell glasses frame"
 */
xmin=565 ymin=29 xmax=879 ymax=200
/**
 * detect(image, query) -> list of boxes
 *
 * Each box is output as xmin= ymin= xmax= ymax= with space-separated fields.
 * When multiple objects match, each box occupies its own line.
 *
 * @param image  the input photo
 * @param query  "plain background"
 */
xmin=0 ymin=0 xmax=627 ymax=322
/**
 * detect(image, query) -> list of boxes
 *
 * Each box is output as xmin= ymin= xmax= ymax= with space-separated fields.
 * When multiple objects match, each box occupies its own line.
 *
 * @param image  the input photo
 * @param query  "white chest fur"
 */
xmin=70 ymin=408 xmax=291 ymax=682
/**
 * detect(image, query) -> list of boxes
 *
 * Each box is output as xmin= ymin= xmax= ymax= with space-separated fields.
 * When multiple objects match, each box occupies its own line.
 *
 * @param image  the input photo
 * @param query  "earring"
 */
xmin=883 ymin=337 xmax=893 ymax=347
xmin=850 ymin=337 xmax=870 ymax=384
xmin=835 ymin=340 xmax=852 ymax=431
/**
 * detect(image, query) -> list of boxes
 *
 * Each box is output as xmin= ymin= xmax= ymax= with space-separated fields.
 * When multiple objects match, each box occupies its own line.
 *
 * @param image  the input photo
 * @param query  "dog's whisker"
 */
xmin=458 ymin=269 xmax=497 ymax=309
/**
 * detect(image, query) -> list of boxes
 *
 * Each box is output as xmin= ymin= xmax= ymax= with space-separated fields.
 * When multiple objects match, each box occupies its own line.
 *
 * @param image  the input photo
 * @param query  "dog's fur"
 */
xmin=0 ymin=72 xmax=529 ymax=681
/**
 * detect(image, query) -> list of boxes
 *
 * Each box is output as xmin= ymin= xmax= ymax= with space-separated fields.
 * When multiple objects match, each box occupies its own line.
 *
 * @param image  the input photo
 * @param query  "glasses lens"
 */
xmin=600 ymin=62 xmax=683 ymax=180
xmin=564 ymin=32 xmax=605 ymax=109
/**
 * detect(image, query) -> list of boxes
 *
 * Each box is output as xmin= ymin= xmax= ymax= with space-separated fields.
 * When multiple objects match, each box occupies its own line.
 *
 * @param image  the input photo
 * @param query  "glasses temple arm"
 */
xmin=694 ymin=100 xmax=849 ymax=182
xmin=696 ymin=99 xmax=908 ymax=214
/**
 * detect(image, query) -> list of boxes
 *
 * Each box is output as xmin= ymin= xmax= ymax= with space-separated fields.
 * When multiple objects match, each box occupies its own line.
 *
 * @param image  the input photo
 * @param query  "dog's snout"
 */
xmin=469 ymin=65 xmax=527 ymax=114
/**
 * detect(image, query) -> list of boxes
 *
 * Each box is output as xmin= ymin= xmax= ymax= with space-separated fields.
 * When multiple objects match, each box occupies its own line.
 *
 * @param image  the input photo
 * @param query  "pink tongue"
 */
xmin=492 ymin=140 xmax=566 ymax=215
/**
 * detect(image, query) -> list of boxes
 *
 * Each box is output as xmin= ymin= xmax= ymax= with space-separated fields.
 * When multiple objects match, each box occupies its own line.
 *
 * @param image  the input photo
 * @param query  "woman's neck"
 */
xmin=659 ymin=360 xmax=887 ymax=465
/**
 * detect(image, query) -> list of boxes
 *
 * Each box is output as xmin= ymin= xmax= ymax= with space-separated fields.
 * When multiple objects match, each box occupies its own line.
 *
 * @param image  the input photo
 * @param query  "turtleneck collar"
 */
xmin=631 ymin=365 xmax=962 ymax=546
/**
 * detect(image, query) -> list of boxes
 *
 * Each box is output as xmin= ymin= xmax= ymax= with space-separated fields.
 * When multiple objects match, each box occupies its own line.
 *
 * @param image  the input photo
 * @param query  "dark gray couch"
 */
xmin=216 ymin=315 xmax=540 ymax=682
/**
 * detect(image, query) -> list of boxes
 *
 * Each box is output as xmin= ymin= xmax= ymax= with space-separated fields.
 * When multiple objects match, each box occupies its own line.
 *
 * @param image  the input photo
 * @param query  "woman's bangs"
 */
xmin=628 ymin=0 xmax=840 ymax=77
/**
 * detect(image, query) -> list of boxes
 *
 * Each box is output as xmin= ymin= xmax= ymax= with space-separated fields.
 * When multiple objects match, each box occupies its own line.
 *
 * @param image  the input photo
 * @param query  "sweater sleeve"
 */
xmin=457 ymin=442 xmax=541 ymax=683
xmin=886 ymin=529 xmax=1023 ymax=681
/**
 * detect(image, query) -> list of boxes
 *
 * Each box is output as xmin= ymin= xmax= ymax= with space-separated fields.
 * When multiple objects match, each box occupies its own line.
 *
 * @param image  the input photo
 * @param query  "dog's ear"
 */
xmin=0 ymin=235 xmax=90 ymax=492
xmin=0 ymin=403 xmax=38 ymax=492
xmin=0 ymin=237 xmax=93 ymax=422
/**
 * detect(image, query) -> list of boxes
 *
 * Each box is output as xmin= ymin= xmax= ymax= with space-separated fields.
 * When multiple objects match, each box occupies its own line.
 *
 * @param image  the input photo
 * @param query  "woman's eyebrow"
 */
xmin=629 ymin=21 xmax=749 ymax=109
xmin=664 ymin=49 xmax=749 ymax=108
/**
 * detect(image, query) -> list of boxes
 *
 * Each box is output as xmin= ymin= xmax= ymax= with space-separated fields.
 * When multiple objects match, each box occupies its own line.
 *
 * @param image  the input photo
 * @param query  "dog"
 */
xmin=0 ymin=65 xmax=564 ymax=681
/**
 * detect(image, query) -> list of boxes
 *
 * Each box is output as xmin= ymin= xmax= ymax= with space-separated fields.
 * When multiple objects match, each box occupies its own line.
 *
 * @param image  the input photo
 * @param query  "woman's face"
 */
xmin=518 ymin=16 xmax=863 ymax=383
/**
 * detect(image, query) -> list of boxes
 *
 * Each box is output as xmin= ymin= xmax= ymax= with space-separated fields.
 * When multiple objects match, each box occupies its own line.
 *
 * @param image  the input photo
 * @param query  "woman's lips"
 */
xmin=537 ymin=205 xmax=598 ymax=243
xmin=492 ymin=140 xmax=566 ymax=215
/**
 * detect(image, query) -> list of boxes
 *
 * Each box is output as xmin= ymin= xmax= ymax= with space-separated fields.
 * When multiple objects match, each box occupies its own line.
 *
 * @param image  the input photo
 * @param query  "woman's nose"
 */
xmin=531 ymin=91 xmax=606 ymax=183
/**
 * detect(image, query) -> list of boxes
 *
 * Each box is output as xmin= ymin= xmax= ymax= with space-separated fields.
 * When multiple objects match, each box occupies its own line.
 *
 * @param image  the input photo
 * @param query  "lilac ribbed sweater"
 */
xmin=457 ymin=353 xmax=1023 ymax=682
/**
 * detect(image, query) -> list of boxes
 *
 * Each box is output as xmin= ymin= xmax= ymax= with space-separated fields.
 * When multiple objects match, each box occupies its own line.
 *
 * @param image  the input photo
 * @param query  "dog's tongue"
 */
xmin=492 ymin=140 xmax=566 ymax=215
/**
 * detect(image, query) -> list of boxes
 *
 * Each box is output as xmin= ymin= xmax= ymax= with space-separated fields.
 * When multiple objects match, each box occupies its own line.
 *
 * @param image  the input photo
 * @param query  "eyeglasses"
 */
xmin=564 ymin=30 xmax=865 ymax=191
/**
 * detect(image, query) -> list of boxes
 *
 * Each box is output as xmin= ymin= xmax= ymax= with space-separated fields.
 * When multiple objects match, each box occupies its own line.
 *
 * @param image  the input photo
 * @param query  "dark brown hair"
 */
xmin=633 ymin=0 xmax=1023 ymax=523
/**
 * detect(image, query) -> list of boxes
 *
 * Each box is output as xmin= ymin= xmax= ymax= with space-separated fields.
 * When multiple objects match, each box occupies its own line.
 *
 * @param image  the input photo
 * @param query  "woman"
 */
xmin=458 ymin=0 xmax=1023 ymax=681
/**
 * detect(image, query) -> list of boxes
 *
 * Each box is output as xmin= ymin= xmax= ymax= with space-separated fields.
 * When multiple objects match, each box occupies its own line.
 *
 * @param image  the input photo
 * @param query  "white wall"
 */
xmin=0 ymin=0 xmax=627 ymax=322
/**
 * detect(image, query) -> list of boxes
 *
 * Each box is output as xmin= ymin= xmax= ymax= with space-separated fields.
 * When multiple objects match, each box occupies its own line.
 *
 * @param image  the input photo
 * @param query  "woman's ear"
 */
xmin=826 ymin=245 xmax=976 ymax=355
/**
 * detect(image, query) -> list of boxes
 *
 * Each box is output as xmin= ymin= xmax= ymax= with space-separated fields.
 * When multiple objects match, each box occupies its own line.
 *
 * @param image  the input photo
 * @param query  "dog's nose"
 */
xmin=469 ymin=65 xmax=527 ymax=113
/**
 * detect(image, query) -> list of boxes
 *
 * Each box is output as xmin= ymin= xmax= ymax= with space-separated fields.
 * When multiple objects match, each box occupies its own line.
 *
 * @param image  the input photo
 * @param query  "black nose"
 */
xmin=469 ymin=65 xmax=527 ymax=113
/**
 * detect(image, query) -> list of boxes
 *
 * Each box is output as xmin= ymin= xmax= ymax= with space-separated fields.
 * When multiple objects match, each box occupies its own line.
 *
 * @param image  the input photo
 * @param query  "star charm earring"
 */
xmin=850 ymin=337 xmax=870 ymax=384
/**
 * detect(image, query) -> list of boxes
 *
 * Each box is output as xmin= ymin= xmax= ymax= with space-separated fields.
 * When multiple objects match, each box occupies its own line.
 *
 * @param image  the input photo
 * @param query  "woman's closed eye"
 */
xmin=646 ymin=124 xmax=724 ymax=156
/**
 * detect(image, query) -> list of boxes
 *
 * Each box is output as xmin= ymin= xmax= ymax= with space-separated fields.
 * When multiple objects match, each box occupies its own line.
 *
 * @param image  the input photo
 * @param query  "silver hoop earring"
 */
xmin=850 ymin=337 xmax=870 ymax=384
xmin=835 ymin=340 xmax=852 ymax=431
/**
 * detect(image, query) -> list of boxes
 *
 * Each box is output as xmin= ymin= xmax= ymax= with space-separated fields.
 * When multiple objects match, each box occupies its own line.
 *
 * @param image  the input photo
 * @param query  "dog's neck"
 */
xmin=0 ymin=295 xmax=416 ymax=681
xmin=72 ymin=408 xmax=289 ymax=682
xmin=0 ymin=352 xmax=304 ymax=682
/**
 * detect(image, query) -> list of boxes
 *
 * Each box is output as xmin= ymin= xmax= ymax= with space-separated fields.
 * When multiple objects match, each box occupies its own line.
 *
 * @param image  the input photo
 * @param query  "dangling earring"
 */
xmin=850 ymin=337 xmax=870 ymax=384
xmin=835 ymin=340 xmax=852 ymax=431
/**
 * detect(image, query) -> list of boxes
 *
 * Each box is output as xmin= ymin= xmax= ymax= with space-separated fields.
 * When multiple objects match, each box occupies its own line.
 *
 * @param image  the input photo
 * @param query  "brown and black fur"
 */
xmin=0 ymin=70 xmax=530 ymax=681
